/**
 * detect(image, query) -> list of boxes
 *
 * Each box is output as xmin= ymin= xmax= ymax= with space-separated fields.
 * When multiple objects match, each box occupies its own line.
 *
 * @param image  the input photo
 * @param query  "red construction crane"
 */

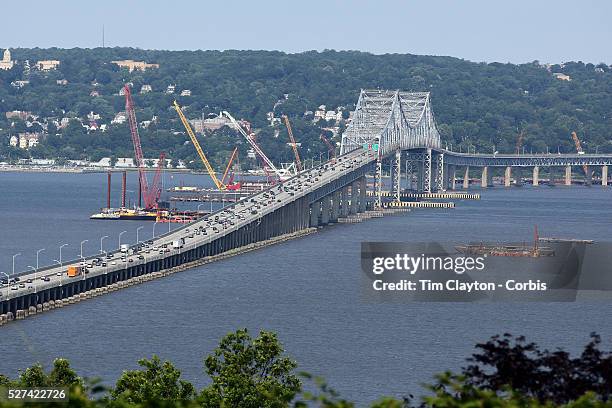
xmin=148 ymin=152 xmax=166 ymax=207
xmin=124 ymin=84 xmax=153 ymax=208
xmin=320 ymin=134 xmax=336 ymax=160
xmin=220 ymin=147 xmax=241 ymax=190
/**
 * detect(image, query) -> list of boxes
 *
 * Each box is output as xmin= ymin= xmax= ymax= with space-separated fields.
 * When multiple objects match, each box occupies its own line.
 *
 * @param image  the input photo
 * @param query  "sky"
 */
xmin=1 ymin=0 xmax=610 ymax=64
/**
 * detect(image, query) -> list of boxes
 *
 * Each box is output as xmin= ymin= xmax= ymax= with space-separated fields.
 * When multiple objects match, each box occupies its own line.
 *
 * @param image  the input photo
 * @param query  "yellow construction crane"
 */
xmin=281 ymin=115 xmax=302 ymax=172
xmin=173 ymin=101 xmax=227 ymax=190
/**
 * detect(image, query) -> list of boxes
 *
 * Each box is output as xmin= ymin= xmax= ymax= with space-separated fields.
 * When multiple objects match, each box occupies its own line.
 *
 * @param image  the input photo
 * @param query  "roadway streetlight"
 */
xmin=36 ymin=248 xmax=45 ymax=271
xmin=136 ymin=226 xmax=144 ymax=245
xmin=59 ymin=244 xmax=68 ymax=266
xmin=118 ymin=231 xmax=127 ymax=249
xmin=197 ymin=204 xmax=205 ymax=216
xmin=80 ymin=240 xmax=88 ymax=261
xmin=12 ymin=253 xmax=21 ymax=277
xmin=100 ymin=235 xmax=108 ymax=254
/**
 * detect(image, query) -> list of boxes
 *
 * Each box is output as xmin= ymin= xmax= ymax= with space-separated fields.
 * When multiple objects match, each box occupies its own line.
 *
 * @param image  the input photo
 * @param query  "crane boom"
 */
xmin=148 ymin=152 xmax=166 ymax=207
xmin=124 ymin=84 xmax=152 ymax=208
xmin=320 ymin=134 xmax=336 ymax=158
xmin=571 ymin=131 xmax=584 ymax=153
xmin=222 ymin=111 xmax=283 ymax=179
xmin=173 ymin=101 xmax=227 ymax=191
xmin=221 ymin=147 xmax=238 ymax=184
xmin=571 ymin=131 xmax=589 ymax=176
xmin=282 ymin=115 xmax=302 ymax=172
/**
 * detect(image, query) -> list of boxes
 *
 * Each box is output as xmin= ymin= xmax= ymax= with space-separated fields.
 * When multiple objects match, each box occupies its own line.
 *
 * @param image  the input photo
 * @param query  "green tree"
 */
xmin=200 ymin=328 xmax=301 ymax=408
xmin=110 ymin=355 xmax=196 ymax=404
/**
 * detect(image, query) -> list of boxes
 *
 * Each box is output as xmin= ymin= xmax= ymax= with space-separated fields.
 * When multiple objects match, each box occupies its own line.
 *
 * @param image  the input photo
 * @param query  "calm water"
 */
xmin=1 ymin=171 xmax=611 ymax=404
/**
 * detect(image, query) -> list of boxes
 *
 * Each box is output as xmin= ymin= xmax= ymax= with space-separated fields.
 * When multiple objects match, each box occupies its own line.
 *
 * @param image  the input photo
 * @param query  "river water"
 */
xmin=0 ymin=171 xmax=611 ymax=404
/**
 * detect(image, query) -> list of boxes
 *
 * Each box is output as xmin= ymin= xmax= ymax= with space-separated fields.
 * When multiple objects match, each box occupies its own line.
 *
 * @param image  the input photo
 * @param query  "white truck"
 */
xmin=172 ymin=238 xmax=185 ymax=249
xmin=120 ymin=244 xmax=130 ymax=253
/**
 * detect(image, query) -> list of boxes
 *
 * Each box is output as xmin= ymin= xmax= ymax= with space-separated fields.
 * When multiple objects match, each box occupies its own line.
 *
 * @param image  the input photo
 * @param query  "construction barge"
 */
xmin=455 ymin=226 xmax=556 ymax=258
xmin=90 ymin=207 xmax=208 ymax=223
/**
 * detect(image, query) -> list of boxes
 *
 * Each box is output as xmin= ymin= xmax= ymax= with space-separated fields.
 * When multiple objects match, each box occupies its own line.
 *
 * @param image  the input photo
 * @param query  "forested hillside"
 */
xmin=0 ymin=48 xmax=610 ymax=167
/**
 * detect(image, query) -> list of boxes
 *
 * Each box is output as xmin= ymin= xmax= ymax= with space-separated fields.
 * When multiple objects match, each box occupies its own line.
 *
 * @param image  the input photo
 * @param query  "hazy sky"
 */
xmin=1 ymin=0 xmax=610 ymax=64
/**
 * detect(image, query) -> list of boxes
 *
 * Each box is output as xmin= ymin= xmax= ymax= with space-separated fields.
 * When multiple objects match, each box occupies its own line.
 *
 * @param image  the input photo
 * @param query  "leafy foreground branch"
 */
xmin=0 ymin=330 xmax=610 ymax=407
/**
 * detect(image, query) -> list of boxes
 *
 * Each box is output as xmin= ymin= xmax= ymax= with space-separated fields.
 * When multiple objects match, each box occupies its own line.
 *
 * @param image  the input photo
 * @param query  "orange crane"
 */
xmin=571 ymin=131 xmax=589 ymax=175
xmin=320 ymin=134 xmax=336 ymax=160
xmin=281 ymin=115 xmax=302 ymax=172
xmin=220 ymin=147 xmax=239 ymax=186
xmin=173 ymin=101 xmax=241 ymax=191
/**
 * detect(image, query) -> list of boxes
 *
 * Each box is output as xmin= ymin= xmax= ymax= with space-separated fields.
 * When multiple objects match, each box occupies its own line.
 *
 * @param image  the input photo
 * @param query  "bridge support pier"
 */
xmin=433 ymin=153 xmax=445 ymax=192
xmin=504 ymin=166 xmax=512 ymax=187
xmin=533 ymin=166 xmax=539 ymax=186
xmin=584 ymin=166 xmax=592 ymax=185
xmin=481 ymin=166 xmax=492 ymax=188
xmin=321 ymin=196 xmax=330 ymax=225
xmin=602 ymin=165 xmax=608 ymax=186
xmin=359 ymin=177 xmax=367 ymax=212
xmin=374 ymin=157 xmax=383 ymax=208
xmin=565 ymin=165 xmax=572 ymax=186
xmin=392 ymin=149 xmax=401 ymax=201
xmin=463 ymin=167 xmax=470 ymax=189
xmin=350 ymin=181 xmax=359 ymax=214
xmin=341 ymin=186 xmax=349 ymax=217
xmin=331 ymin=191 xmax=341 ymax=221
xmin=310 ymin=201 xmax=320 ymax=227
xmin=450 ymin=165 xmax=456 ymax=190
xmin=423 ymin=148 xmax=432 ymax=193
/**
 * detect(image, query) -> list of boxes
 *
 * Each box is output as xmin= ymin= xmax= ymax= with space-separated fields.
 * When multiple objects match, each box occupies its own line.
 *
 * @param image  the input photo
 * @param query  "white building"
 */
xmin=111 ymin=112 xmax=127 ymax=124
xmin=140 ymin=84 xmax=152 ymax=94
xmin=36 ymin=60 xmax=60 ymax=71
xmin=11 ymin=80 xmax=29 ymax=89
xmin=115 ymin=158 xmax=136 ymax=168
xmin=9 ymin=135 xmax=18 ymax=147
xmin=180 ymin=89 xmax=192 ymax=96
xmin=166 ymin=84 xmax=176 ymax=94
xmin=553 ymin=72 xmax=571 ymax=81
xmin=0 ymin=49 xmax=14 ymax=70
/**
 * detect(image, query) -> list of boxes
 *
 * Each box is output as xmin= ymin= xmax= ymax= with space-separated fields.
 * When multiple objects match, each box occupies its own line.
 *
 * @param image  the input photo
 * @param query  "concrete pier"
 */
xmin=463 ymin=167 xmax=469 ymax=189
xmin=602 ymin=165 xmax=608 ymax=186
xmin=504 ymin=166 xmax=511 ymax=187
xmin=565 ymin=165 xmax=572 ymax=186
xmin=481 ymin=166 xmax=492 ymax=188
xmin=585 ymin=166 xmax=593 ymax=185
xmin=533 ymin=166 xmax=539 ymax=186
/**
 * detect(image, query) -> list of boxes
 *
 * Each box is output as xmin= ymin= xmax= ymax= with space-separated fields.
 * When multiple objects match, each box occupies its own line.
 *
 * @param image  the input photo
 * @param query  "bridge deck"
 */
xmin=1 ymin=149 xmax=377 ymax=307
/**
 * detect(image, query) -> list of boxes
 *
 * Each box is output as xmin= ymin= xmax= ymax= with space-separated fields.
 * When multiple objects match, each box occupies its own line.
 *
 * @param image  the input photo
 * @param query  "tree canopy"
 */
xmin=0 ymin=48 xmax=610 ymax=167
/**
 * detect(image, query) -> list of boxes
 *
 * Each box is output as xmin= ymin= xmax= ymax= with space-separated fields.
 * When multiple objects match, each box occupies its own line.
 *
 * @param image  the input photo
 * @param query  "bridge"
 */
xmin=341 ymin=89 xmax=612 ymax=200
xmin=2 ymin=89 xmax=612 ymax=323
